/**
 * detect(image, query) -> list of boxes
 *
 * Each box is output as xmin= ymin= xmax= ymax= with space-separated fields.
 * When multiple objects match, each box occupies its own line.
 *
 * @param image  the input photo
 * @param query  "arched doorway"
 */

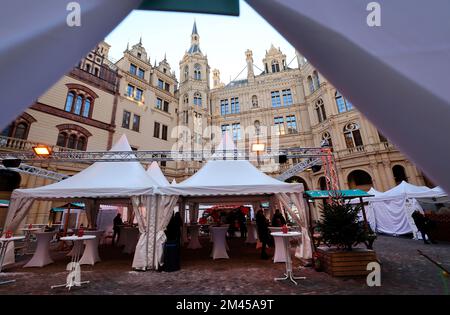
xmin=286 ymin=176 xmax=309 ymax=190
xmin=347 ymin=170 xmax=373 ymax=191
xmin=318 ymin=176 xmax=327 ymax=190
xmin=392 ymin=165 xmax=408 ymax=185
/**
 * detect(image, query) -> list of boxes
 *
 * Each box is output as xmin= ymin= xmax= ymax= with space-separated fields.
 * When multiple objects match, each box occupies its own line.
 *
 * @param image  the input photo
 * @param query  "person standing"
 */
xmin=256 ymin=210 xmax=270 ymax=259
xmin=412 ymin=211 xmax=437 ymax=244
xmin=166 ymin=212 xmax=183 ymax=244
xmin=112 ymin=213 xmax=123 ymax=246
xmin=271 ymin=209 xmax=286 ymax=227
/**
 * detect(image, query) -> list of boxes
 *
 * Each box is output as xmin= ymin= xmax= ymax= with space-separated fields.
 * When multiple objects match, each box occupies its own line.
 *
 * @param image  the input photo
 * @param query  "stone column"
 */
xmin=381 ymin=161 xmax=396 ymax=190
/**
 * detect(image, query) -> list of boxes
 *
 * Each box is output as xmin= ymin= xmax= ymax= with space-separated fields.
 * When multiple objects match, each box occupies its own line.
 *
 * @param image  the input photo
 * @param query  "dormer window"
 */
xmin=271 ymin=60 xmax=280 ymax=73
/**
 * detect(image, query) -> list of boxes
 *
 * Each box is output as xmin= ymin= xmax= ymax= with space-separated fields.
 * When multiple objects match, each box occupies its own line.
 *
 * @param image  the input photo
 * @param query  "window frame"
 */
xmin=122 ymin=110 xmax=131 ymax=129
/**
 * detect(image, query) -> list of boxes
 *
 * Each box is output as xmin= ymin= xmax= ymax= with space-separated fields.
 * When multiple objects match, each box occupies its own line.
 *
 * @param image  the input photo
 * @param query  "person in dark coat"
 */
xmin=112 ymin=213 xmax=123 ymax=246
xmin=237 ymin=209 xmax=247 ymax=239
xmin=412 ymin=210 xmax=437 ymax=244
xmin=271 ymin=209 xmax=286 ymax=227
xmin=165 ymin=212 xmax=183 ymax=244
xmin=256 ymin=210 xmax=270 ymax=259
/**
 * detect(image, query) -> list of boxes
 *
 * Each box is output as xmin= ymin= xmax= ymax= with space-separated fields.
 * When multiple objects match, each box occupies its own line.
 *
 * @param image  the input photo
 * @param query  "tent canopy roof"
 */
xmin=147 ymin=161 xmax=170 ymax=186
xmin=158 ymin=134 xmax=303 ymax=196
xmin=158 ymin=160 xmax=302 ymax=196
xmin=12 ymin=135 xmax=157 ymax=200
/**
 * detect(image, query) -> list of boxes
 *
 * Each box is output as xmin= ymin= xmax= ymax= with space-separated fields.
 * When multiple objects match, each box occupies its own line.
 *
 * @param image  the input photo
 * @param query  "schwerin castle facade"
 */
xmin=0 ymin=23 xmax=433 ymax=225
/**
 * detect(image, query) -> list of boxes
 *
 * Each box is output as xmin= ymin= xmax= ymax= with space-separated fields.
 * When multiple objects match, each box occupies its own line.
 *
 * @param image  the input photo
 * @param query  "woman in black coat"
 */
xmin=256 ymin=210 xmax=270 ymax=259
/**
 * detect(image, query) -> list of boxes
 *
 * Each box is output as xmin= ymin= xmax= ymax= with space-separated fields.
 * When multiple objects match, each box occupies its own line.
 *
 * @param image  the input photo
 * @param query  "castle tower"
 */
xmin=262 ymin=44 xmax=287 ymax=73
xmin=177 ymin=21 xmax=211 ymax=171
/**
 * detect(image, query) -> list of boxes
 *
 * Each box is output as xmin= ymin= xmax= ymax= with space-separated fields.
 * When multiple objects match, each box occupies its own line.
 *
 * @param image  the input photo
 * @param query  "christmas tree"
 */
xmin=317 ymin=198 xmax=368 ymax=251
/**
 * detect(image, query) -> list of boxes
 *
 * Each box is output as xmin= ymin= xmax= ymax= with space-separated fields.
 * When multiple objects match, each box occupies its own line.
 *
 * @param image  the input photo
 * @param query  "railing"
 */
xmin=335 ymin=142 xmax=395 ymax=159
xmin=0 ymin=136 xmax=76 ymax=153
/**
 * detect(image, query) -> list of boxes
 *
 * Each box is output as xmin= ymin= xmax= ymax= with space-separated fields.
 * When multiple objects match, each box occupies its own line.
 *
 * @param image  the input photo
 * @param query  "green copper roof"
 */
xmin=304 ymin=190 xmax=373 ymax=199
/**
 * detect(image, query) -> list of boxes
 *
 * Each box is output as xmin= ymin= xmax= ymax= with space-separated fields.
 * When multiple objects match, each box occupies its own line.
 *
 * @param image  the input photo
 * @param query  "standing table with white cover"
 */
xmin=269 ymin=227 xmax=286 ymax=263
xmin=24 ymin=231 xmax=55 ymax=268
xmin=187 ymin=224 xmax=202 ymax=249
xmin=0 ymin=236 xmax=25 ymax=285
xmin=20 ymin=227 xmax=41 ymax=255
xmin=271 ymin=231 xmax=305 ymax=285
xmin=79 ymin=230 xmax=104 ymax=265
xmin=210 ymin=226 xmax=229 ymax=259
xmin=51 ymin=235 xmax=95 ymax=290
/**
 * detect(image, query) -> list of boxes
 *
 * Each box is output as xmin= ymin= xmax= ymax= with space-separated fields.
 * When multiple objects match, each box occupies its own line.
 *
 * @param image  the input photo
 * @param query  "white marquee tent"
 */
xmin=158 ymin=134 xmax=313 ymax=260
xmin=362 ymin=182 xmax=448 ymax=238
xmin=3 ymin=135 xmax=179 ymax=270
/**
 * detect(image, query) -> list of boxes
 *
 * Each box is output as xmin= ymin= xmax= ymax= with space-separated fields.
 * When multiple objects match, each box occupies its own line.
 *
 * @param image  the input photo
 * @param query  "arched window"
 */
xmin=65 ymin=92 xmax=75 ymax=112
xmin=56 ymin=132 xmax=68 ymax=147
xmin=77 ymin=136 xmax=86 ymax=151
xmin=378 ymin=130 xmax=388 ymax=143
xmin=73 ymin=95 xmax=83 ymax=115
xmin=254 ymin=120 xmax=261 ymax=135
xmin=307 ymin=76 xmax=314 ymax=93
xmin=321 ymin=131 xmax=333 ymax=149
xmin=184 ymin=65 xmax=189 ymax=81
xmin=315 ymin=99 xmax=327 ymax=123
xmin=193 ymin=92 xmax=202 ymax=106
xmin=67 ymin=134 xmax=77 ymax=149
xmin=393 ymin=165 xmax=408 ymax=184
xmin=13 ymin=122 xmax=28 ymax=139
xmin=56 ymin=124 xmax=91 ymax=151
xmin=4 ymin=113 xmax=36 ymax=141
xmin=252 ymin=95 xmax=258 ymax=107
xmin=312 ymin=71 xmax=320 ymax=89
xmin=335 ymin=91 xmax=354 ymax=113
xmin=82 ymin=98 xmax=91 ymax=117
xmin=183 ymin=94 xmax=189 ymax=105
xmin=343 ymin=122 xmax=363 ymax=148
xmin=64 ymin=85 xmax=97 ymax=118
xmin=194 ymin=64 xmax=201 ymax=80
xmin=271 ymin=60 xmax=280 ymax=73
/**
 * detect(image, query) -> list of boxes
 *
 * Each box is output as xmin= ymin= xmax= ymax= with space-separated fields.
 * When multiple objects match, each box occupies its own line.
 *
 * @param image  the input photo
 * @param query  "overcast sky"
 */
xmin=105 ymin=0 xmax=298 ymax=84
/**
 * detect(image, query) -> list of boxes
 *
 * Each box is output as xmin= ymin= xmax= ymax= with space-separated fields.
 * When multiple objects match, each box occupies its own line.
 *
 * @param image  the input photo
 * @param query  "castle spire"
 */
xmin=188 ymin=21 xmax=202 ymax=54
xmin=192 ymin=20 xmax=198 ymax=35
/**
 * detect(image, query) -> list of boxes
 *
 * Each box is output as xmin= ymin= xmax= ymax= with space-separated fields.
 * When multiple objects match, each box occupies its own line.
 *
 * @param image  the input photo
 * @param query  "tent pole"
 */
xmin=359 ymin=197 xmax=369 ymax=232
xmin=153 ymin=195 xmax=158 ymax=270
xmin=58 ymin=203 xmax=71 ymax=251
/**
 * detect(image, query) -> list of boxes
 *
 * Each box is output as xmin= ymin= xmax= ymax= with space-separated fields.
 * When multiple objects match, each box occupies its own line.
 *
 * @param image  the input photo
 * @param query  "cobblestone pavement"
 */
xmin=0 ymin=235 xmax=449 ymax=295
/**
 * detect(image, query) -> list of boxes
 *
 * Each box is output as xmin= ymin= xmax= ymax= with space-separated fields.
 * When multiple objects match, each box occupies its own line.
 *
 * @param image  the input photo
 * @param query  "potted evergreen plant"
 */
xmin=315 ymin=197 xmax=378 ymax=277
